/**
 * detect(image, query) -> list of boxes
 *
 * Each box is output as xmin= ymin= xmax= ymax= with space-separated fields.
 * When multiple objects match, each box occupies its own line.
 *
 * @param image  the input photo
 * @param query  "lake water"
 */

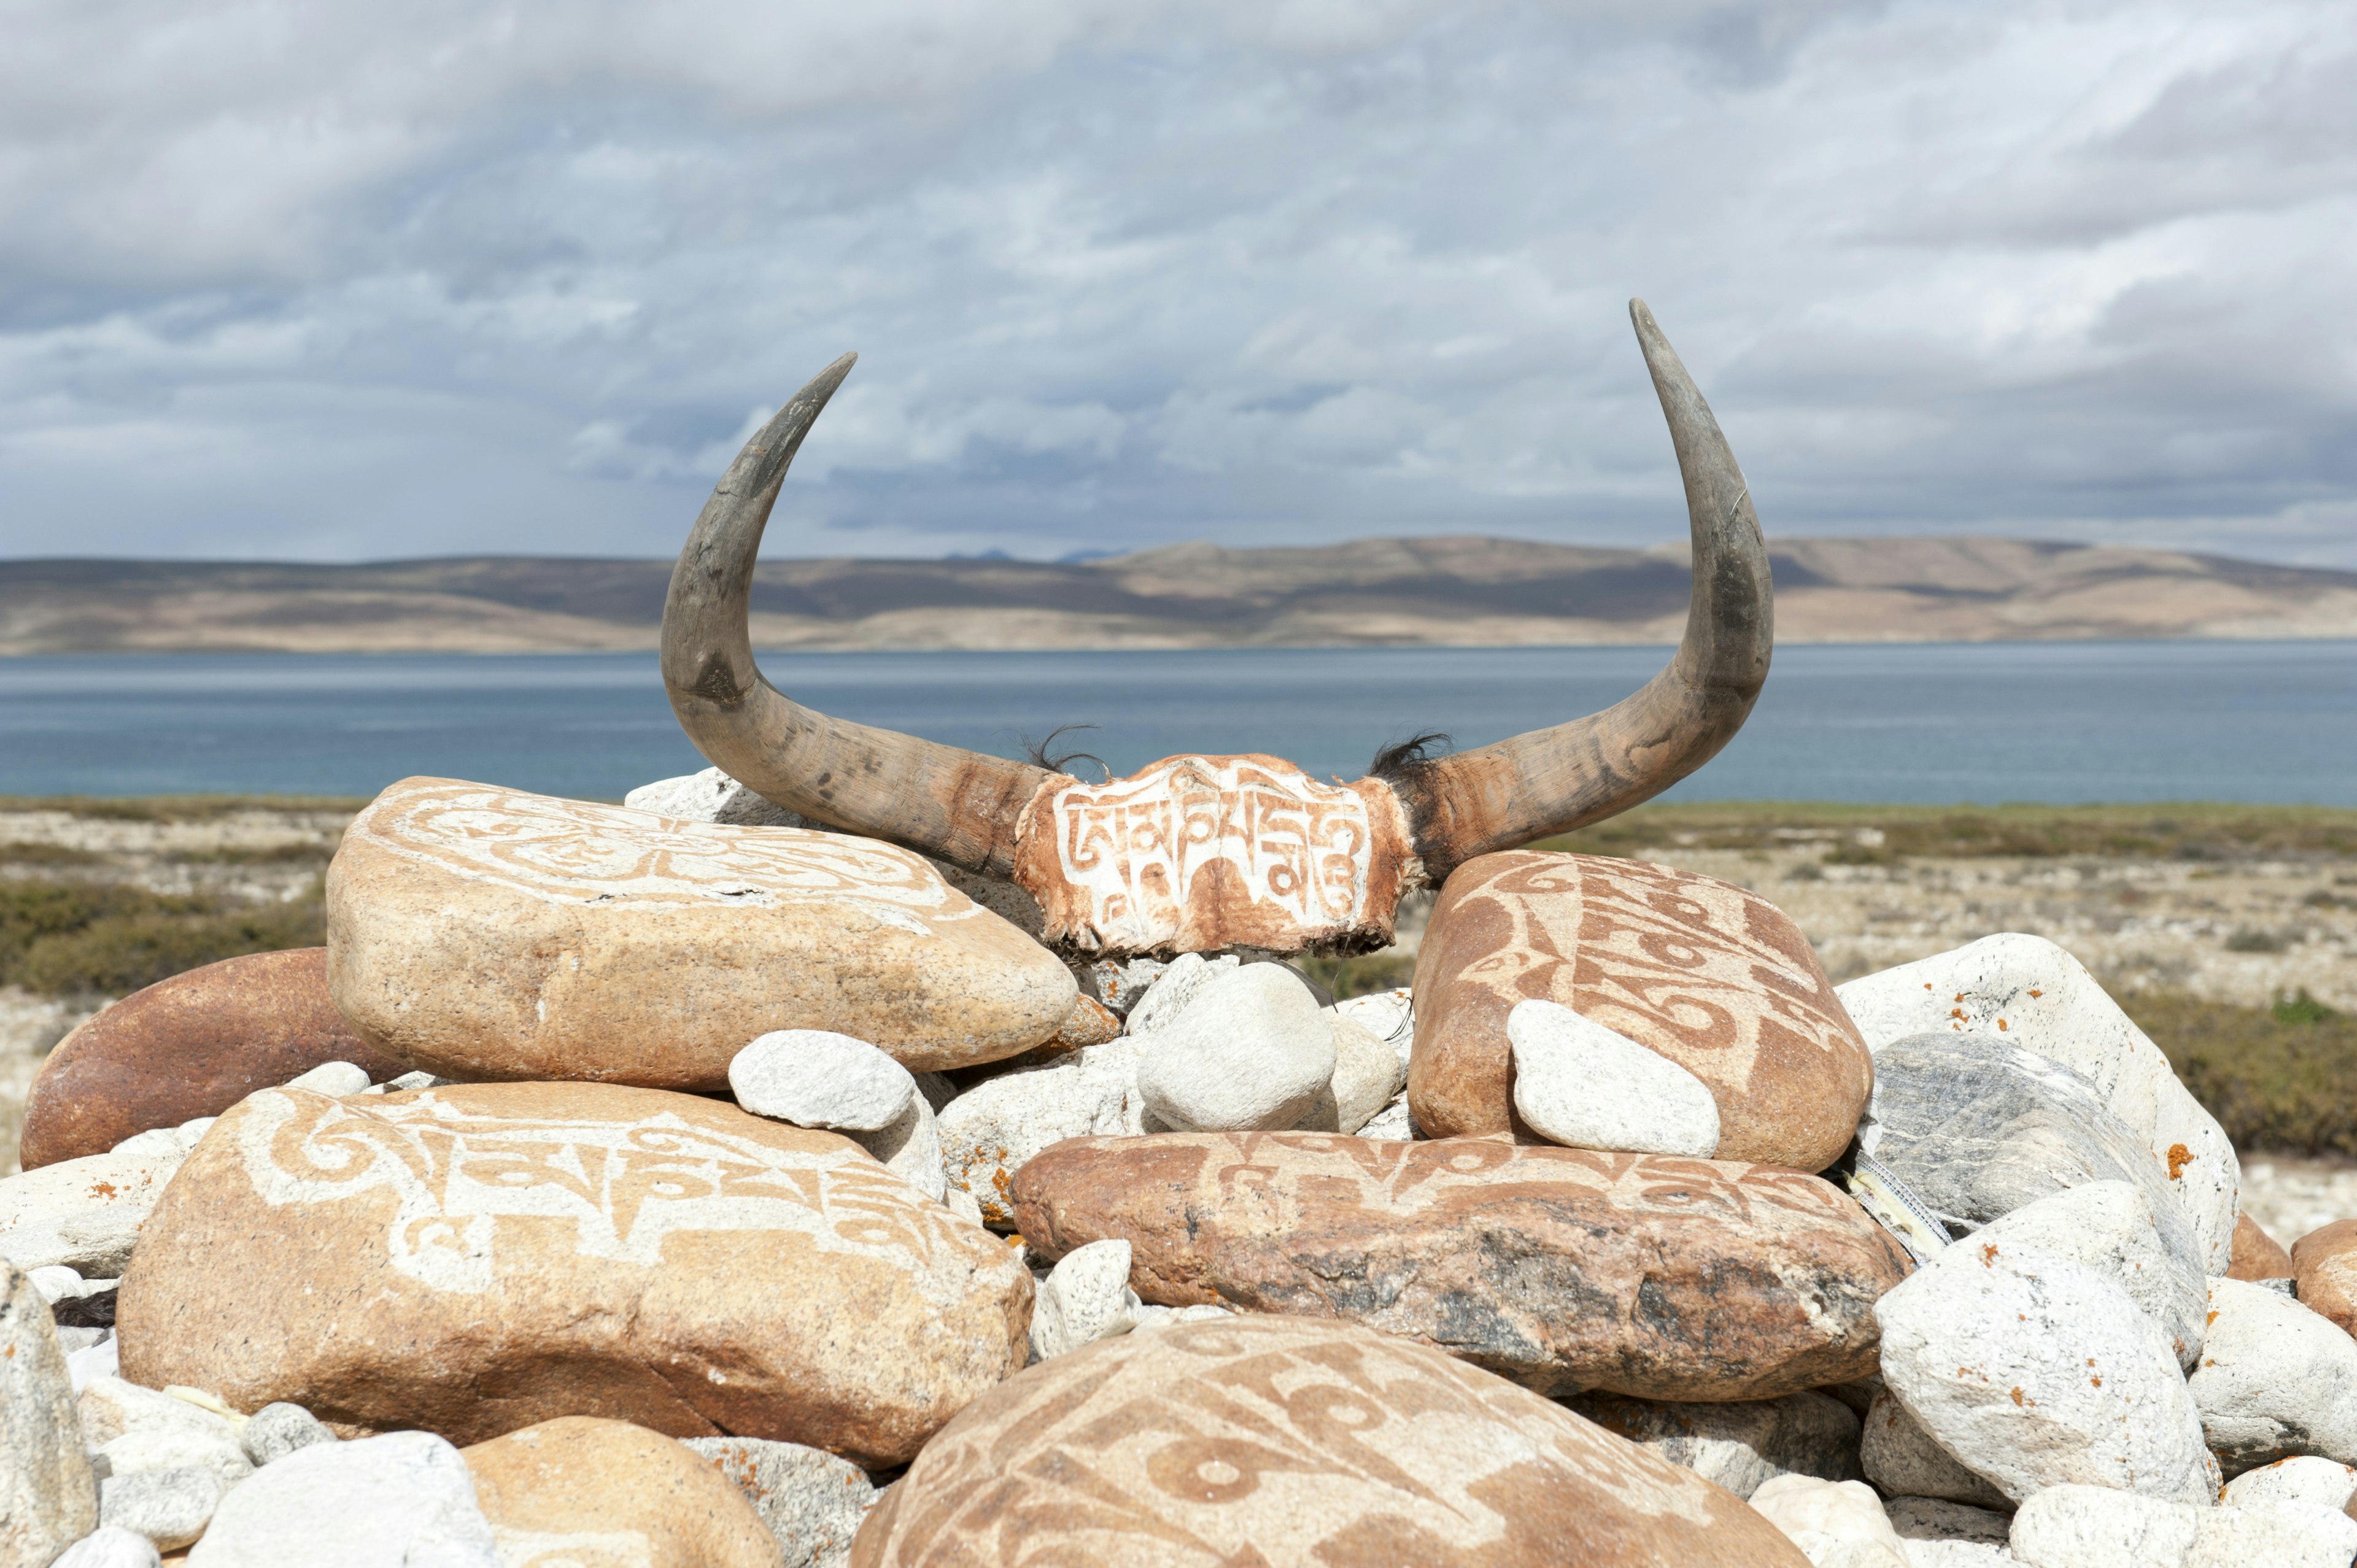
xmin=0 ymin=641 xmax=2350 ymax=805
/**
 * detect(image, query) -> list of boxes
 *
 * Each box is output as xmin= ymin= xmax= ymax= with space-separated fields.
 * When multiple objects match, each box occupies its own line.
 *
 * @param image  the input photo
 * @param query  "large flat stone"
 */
xmin=327 ymin=778 xmax=1075 ymax=1087
xmin=1409 ymin=851 xmax=1872 ymax=1171
xmin=1010 ymin=1133 xmax=1911 ymax=1400
xmin=848 ymin=1315 xmax=1814 ymax=1566
xmin=117 ymin=1083 xmax=1031 ymax=1466
xmin=22 ymin=948 xmax=398 ymax=1170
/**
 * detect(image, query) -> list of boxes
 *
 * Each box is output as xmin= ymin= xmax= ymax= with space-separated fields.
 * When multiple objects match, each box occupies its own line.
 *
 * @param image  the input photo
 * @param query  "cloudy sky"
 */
xmin=1 ymin=0 xmax=2351 ymax=566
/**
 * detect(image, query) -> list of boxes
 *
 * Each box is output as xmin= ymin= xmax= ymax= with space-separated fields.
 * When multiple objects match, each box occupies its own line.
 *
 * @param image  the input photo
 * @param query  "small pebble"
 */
xmin=730 ymin=1031 xmax=917 ymax=1132
xmin=1507 ymin=999 xmax=1720 ymax=1157
xmin=241 ymin=1403 xmax=335 ymax=1467
xmin=281 ymin=1061 xmax=371 ymax=1097
xmin=1029 ymin=1240 xmax=1139 ymax=1362
xmin=52 ymin=1524 xmax=163 ymax=1568
xmin=98 ymin=1466 xmax=222 ymax=1553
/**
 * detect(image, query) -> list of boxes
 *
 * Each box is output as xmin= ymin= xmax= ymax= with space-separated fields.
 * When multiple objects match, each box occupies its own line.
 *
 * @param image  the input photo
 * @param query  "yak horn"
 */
xmin=660 ymin=353 xmax=1053 ymax=875
xmin=1392 ymin=299 xmax=1773 ymax=881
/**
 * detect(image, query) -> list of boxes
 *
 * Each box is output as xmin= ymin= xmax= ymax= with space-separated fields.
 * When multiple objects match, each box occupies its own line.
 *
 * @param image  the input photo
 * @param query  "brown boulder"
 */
xmin=1408 ymin=851 xmax=1872 ymax=1171
xmin=464 ymin=1416 xmax=783 ymax=1567
xmin=1010 ymin=1132 xmax=1910 ymax=1401
xmin=117 ymin=1081 xmax=1030 ymax=1464
xmin=327 ymin=778 xmax=1077 ymax=1087
xmin=21 ymin=949 xmax=398 ymax=1170
xmin=850 ymin=1315 xmax=1811 ymax=1567
xmin=2294 ymin=1218 xmax=2357 ymax=1337
xmin=2229 ymin=1212 xmax=2294 ymax=1281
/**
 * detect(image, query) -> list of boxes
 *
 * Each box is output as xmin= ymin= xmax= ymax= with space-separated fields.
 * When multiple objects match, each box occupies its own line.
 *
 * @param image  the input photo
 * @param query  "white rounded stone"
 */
xmin=53 ymin=1525 xmax=163 ymax=1568
xmin=1298 ymin=1017 xmax=1407 ymax=1135
xmin=2190 ymin=1276 xmax=2357 ymax=1475
xmin=1748 ymin=1475 xmax=1909 ymax=1568
xmin=850 ymin=1092 xmax=947 ymax=1202
xmin=98 ymin=1466 xmax=220 ymax=1553
xmin=2009 ymin=1483 xmax=2357 ymax=1568
xmin=281 ymin=1061 xmax=371 ymax=1097
xmin=1966 ymin=1180 xmax=2207 ymax=1370
xmin=1029 ymin=1239 xmax=1140 ymax=1362
xmin=1876 ymin=1238 xmax=2213 ymax=1505
xmin=1136 ymin=965 xmax=1334 ymax=1134
xmin=2223 ymin=1454 xmax=2357 ymax=1513
xmin=1507 ymin=998 xmax=1721 ymax=1157
xmin=1329 ymin=987 xmax=1413 ymax=1067
xmin=938 ymin=1038 xmax=1145 ymax=1227
xmin=1124 ymin=952 xmax=1239 ymax=1037
xmin=185 ymin=1429 xmax=498 ymax=1567
xmin=1860 ymin=1390 xmax=2010 ymax=1510
xmin=730 ymin=1030 xmax=918 ymax=1133
xmin=1836 ymin=934 xmax=2238 ymax=1273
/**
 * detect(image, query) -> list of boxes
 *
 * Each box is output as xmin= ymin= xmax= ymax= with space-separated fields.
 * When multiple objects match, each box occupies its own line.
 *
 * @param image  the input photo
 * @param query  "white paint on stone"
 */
xmin=2222 ymin=1455 xmax=2357 ymax=1513
xmin=185 ymin=1429 xmax=500 ymax=1568
xmin=1749 ymin=1475 xmax=1910 ymax=1568
xmin=1964 ymin=1181 xmax=2207 ymax=1370
xmin=1135 ymin=964 xmax=1334 ymax=1132
xmin=1876 ymin=1235 xmax=2215 ymax=1505
xmin=1507 ymin=998 xmax=1721 ymax=1157
xmin=2008 ymin=1483 xmax=2357 ymax=1568
xmin=1836 ymin=935 xmax=2238 ymax=1273
xmin=1029 ymin=1239 xmax=1140 ymax=1362
xmin=0 ymin=1261 xmax=98 ymax=1565
xmin=730 ymin=1031 xmax=918 ymax=1132
xmin=2189 ymin=1276 xmax=2357 ymax=1475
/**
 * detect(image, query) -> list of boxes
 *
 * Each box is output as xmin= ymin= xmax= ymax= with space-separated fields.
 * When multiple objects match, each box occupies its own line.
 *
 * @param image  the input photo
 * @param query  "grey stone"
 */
xmin=1072 ymin=955 xmax=1167 ymax=1018
xmin=1748 ymin=1475 xmax=1910 ymax=1567
xmin=730 ymin=1030 xmax=918 ymax=1132
xmin=2189 ymin=1276 xmax=2357 ymax=1476
xmin=1838 ymin=935 xmax=2237 ymax=1273
xmin=98 ymin=1466 xmax=221 ymax=1553
xmin=912 ymin=1072 xmax=958 ymax=1115
xmin=1860 ymin=1391 xmax=2011 ymax=1510
xmin=1965 ymin=1180 xmax=2207 ymax=1370
xmin=1329 ymin=987 xmax=1413 ymax=1066
xmin=281 ymin=1060 xmax=371 ymax=1096
xmin=0 ymin=1260 xmax=99 ymax=1564
xmin=1029 ymin=1239 xmax=1138 ymax=1362
xmin=0 ymin=1142 xmax=190 ymax=1276
xmin=53 ymin=1524 xmax=164 ymax=1567
xmin=938 ymin=1038 xmax=1145 ymax=1227
xmin=1123 ymin=952 xmax=1239 ymax=1037
xmin=241 ymin=1404 xmax=334 ymax=1467
xmin=1876 ymin=1234 xmax=2214 ymax=1505
xmin=683 ymin=1435 xmax=875 ymax=1568
xmin=1296 ymin=1016 xmax=1406 ymax=1135
xmin=2222 ymin=1455 xmax=2357 ymax=1512
xmin=1886 ymin=1498 xmax=2013 ymax=1545
xmin=1508 ymin=998 xmax=1721 ymax=1157
xmin=1565 ymin=1390 xmax=1860 ymax=1499
xmin=1857 ymin=1033 xmax=2202 ymax=1275
xmin=1135 ymin=964 xmax=1334 ymax=1132
xmin=185 ymin=1429 xmax=498 ymax=1567
xmin=2008 ymin=1484 xmax=2357 ymax=1567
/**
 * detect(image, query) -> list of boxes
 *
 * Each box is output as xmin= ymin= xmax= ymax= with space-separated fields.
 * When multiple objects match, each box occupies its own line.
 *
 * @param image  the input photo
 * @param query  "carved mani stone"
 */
xmin=327 ymin=777 xmax=1076 ymax=1086
xmin=1012 ymin=1133 xmax=1911 ymax=1403
xmin=1408 ymin=851 xmax=1873 ymax=1172
xmin=1010 ymin=754 xmax=1414 ymax=957
xmin=849 ymin=1315 xmax=1813 ymax=1567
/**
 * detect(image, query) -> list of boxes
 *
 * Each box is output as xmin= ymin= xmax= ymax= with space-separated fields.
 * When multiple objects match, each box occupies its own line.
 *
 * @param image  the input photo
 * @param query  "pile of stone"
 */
xmin=2 ymin=769 xmax=2354 ymax=1566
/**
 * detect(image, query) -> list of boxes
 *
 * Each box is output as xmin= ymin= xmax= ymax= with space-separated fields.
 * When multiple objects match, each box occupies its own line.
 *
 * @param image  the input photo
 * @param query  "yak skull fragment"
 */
xmin=661 ymin=299 xmax=1772 ymax=958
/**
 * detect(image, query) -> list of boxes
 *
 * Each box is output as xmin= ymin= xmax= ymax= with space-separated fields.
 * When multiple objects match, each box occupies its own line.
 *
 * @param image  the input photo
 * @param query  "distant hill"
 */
xmin=3 ymin=536 xmax=2353 ymax=654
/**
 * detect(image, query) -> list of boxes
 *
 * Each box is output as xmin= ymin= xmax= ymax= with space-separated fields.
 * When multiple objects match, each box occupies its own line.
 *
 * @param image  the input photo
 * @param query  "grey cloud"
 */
xmin=0 ymin=0 xmax=2352 ymax=568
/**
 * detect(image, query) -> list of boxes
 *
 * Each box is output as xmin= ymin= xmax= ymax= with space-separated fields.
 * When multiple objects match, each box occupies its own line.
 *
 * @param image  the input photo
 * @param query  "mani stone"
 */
xmin=2291 ymin=1219 xmax=2357 ymax=1338
xmin=325 ymin=777 xmax=1075 ymax=1088
xmin=684 ymin=1437 xmax=875 ymax=1568
xmin=1836 ymin=933 xmax=2239 ymax=1273
xmin=1875 ymin=1227 xmax=2215 ymax=1506
xmin=1564 ymin=1391 xmax=1862 ymax=1499
xmin=848 ymin=1315 xmax=1815 ymax=1567
xmin=2229 ymin=1213 xmax=2294 ymax=1281
xmin=463 ymin=1416 xmax=782 ymax=1568
xmin=2188 ymin=1277 xmax=2357 ymax=1477
xmin=1509 ymin=998 xmax=1721 ymax=1157
xmin=1010 ymin=1133 xmax=1910 ymax=1401
xmin=115 ymin=1083 xmax=1031 ymax=1466
xmin=0 ymin=1261 xmax=99 ymax=1566
xmin=1857 ymin=1034 xmax=2202 ymax=1281
xmin=21 ymin=948 xmax=398 ymax=1170
xmin=1409 ymin=851 xmax=1872 ymax=1172
xmin=1134 ymin=964 xmax=1335 ymax=1133
xmin=184 ymin=1430 xmax=498 ymax=1567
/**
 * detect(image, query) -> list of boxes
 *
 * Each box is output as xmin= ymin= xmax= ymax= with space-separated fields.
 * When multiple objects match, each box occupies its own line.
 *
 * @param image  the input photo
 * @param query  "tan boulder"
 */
xmin=2231 ymin=1212 xmax=2295 ymax=1281
xmin=849 ymin=1315 xmax=1813 ymax=1567
xmin=117 ymin=1082 xmax=1031 ymax=1465
xmin=2294 ymin=1219 xmax=2357 ymax=1337
xmin=1409 ymin=850 xmax=1871 ymax=1171
xmin=23 ymin=948 xmax=398 ymax=1170
xmin=463 ymin=1416 xmax=783 ymax=1567
xmin=1010 ymin=1132 xmax=1910 ymax=1401
xmin=326 ymin=778 xmax=1075 ymax=1086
